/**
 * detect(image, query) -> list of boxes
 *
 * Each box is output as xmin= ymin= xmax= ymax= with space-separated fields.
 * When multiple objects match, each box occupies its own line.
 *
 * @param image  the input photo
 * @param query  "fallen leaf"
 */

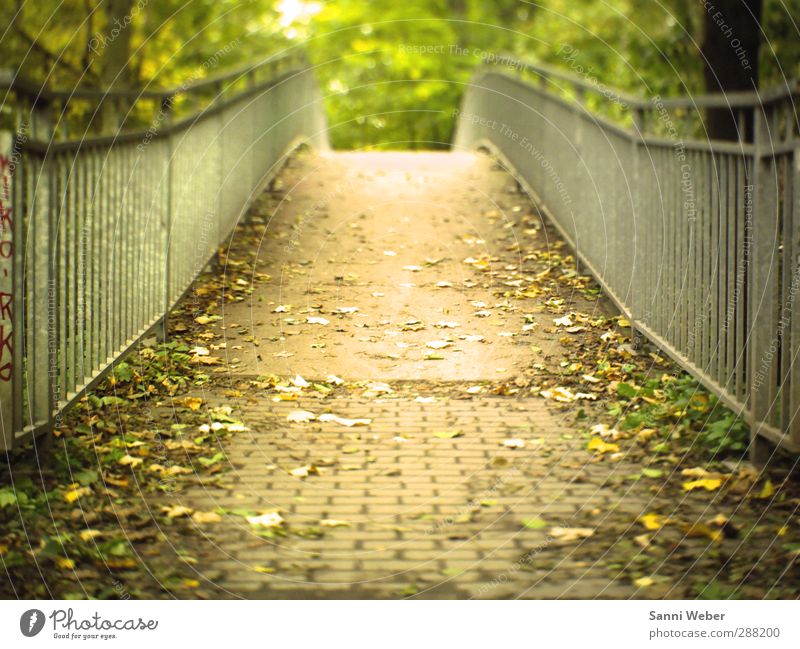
xmin=681 ymin=522 xmax=723 ymax=543
xmin=289 ymin=464 xmax=320 ymax=478
xmin=683 ymin=478 xmax=723 ymax=492
xmin=425 ymin=340 xmax=452 ymax=349
xmin=287 ymin=410 xmax=316 ymax=423
xmin=433 ymin=430 xmax=463 ymax=439
xmin=192 ymin=511 xmax=222 ymax=524
xmin=118 ymin=455 xmax=143 ymax=469
xmin=246 ymin=512 xmax=284 ymax=528
xmin=639 ymin=513 xmax=670 ymax=531
xmin=176 ymin=396 xmax=203 ymax=411
xmin=634 ymin=577 xmax=655 ymax=588
xmin=549 ymin=527 xmax=594 ymax=541
xmin=253 ymin=565 xmax=275 ymax=574
xmin=521 ymin=517 xmax=548 ymax=530
xmin=306 ymin=316 xmax=330 ymax=325
xmin=587 ymin=437 xmax=619 ymax=454
xmin=64 ymin=486 xmax=91 ymax=503
xmin=319 ymin=519 xmax=350 ymax=528
xmin=755 ymin=480 xmax=775 ymax=499
xmin=318 ymin=413 xmax=371 ymax=427
xmin=291 ymin=375 xmax=310 ymax=388
xmin=79 ymin=529 xmax=103 ymax=542
xmin=502 ymin=438 xmax=526 ymax=449
xmin=433 ymin=321 xmax=459 ymax=328
xmin=162 ymin=505 xmax=193 ymax=519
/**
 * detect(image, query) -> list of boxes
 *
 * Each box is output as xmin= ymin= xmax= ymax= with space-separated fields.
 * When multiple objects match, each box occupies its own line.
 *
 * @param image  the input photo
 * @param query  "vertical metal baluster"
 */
xmin=736 ymin=156 xmax=747 ymax=401
xmin=790 ymin=144 xmax=800 ymax=448
xmin=709 ymin=152 xmax=720 ymax=382
xmin=723 ymin=154 xmax=734 ymax=392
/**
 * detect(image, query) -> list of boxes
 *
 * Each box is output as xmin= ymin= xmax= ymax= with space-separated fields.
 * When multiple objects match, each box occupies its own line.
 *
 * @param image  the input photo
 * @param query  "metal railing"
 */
xmin=455 ymin=56 xmax=800 ymax=456
xmin=0 ymin=53 xmax=328 ymax=449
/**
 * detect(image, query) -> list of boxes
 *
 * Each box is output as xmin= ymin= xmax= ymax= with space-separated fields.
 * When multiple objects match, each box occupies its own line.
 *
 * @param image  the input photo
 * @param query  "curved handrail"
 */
xmin=0 ymin=51 xmax=302 ymax=104
xmin=485 ymin=55 xmax=799 ymax=110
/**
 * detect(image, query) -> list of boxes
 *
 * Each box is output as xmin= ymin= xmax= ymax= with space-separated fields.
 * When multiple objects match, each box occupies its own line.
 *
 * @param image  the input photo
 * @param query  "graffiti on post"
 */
xmin=0 ymin=141 xmax=16 ymax=384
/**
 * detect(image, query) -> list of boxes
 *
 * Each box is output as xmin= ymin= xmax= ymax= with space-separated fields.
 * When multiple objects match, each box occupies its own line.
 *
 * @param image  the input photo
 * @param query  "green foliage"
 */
xmin=613 ymin=374 xmax=748 ymax=457
xmin=3 ymin=1 xmax=799 ymax=144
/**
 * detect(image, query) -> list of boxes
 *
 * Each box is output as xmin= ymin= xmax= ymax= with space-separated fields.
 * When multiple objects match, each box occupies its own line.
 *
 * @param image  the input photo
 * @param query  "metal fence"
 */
xmin=0 ymin=53 xmax=328 ymax=449
xmin=455 ymin=58 xmax=800 ymax=456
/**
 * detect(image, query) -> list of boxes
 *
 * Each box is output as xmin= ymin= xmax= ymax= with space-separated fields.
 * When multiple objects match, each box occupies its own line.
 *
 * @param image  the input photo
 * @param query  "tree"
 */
xmin=700 ymin=0 xmax=763 ymax=141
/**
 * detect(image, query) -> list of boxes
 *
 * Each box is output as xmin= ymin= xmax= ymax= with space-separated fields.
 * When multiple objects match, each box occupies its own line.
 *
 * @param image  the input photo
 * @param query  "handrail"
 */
xmin=0 ymin=51 xmax=300 ymax=104
xmin=495 ymin=55 xmax=800 ymax=110
xmin=455 ymin=60 xmax=800 ymax=458
xmin=18 ymin=67 xmax=307 ymax=153
xmin=0 ymin=54 xmax=328 ymax=450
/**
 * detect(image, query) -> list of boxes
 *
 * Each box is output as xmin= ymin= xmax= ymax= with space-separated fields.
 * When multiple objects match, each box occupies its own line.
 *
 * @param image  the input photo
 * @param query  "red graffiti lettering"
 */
xmin=0 ymin=325 xmax=11 ymax=363
xmin=0 ymin=205 xmax=11 ymax=232
xmin=0 ymin=292 xmax=11 ymax=320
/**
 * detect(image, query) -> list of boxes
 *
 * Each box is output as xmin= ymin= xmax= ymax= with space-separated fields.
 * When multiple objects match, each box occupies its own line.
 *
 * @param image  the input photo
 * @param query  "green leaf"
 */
xmin=101 ymin=396 xmax=127 ymax=407
xmin=617 ymin=382 xmax=638 ymax=399
xmin=74 ymin=470 xmax=99 ymax=486
xmin=113 ymin=363 xmax=133 ymax=382
xmin=521 ymin=517 xmax=548 ymax=530
xmin=642 ymin=468 xmax=663 ymax=479
xmin=198 ymin=452 xmax=225 ymax=467
xmin=0 ymin=488 xmax=18 ymax=508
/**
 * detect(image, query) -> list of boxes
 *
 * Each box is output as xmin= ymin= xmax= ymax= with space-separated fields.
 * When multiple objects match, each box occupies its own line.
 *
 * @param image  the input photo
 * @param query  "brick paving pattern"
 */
xmin=153 ymin=150 xmax=705 ymax=598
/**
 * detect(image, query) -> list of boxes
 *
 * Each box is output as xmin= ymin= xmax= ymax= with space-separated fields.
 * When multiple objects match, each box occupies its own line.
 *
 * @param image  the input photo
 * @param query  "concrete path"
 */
xmin=155 ymin=150 xmax=718 ymax=598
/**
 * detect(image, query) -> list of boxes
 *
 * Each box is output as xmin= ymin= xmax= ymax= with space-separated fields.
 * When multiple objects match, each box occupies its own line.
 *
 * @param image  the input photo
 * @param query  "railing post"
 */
xmin=630 ymin=107 xmax=645 ymax=347
xmin=161 ymin=125 xmax=174 ymax=342
xmin=0 ymin=129 xmax=17 ymax=449
xmin=791 ymin=146 xmax=800 ymax=451
xmin=749 ymin=101 xmax=780 ymax=462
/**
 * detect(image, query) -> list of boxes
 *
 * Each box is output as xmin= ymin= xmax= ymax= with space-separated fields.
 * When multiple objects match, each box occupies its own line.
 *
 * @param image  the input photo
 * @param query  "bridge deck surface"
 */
xmin=136 ymin=150 xmax=781 ymax=599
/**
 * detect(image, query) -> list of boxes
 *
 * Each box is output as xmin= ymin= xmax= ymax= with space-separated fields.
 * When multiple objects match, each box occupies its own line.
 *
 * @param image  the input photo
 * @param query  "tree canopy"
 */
xmin=3 ymin=0 xmax=798 ymax=146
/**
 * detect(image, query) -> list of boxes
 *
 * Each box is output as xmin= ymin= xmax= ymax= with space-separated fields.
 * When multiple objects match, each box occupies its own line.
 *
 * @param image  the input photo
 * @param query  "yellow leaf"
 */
xmin=639 ymin=513 xmax=670 ymax=531
xmin=681 ymin=467 xmax=728 ymax=480
xmin=319 ymin=519 xmax=350 ymax=528
xmin=192 ymin=511 xmax=222 ymax=524
xmin=253 ymin=565 xmax=275 ymax=574
xmin=176 ymin=396 xmax=203 ymax=411
xmin=182 ymin=579 xmax=200 ymax=588
xmin=79 ymin=529 xmax=103 ymax=542
xmin=756 ymin=480 xmax=775 ymax=499
xmin=56 ymin=557 xmax=75 ymax=570
xmin=683 ymin=478 xmax=722 ymax=492
xmin=634 ymin=576 xmax=654 ymax=588
xmin=64 ymin=486 xmax=91 ymax=503
xmin=162 ymin=505 xmax=193 ymax=518
xmin=587 ymin=437 xmax=619 ymax=454
xmin=107 ymin=557 xmax=137 ymax=570
xmin=118 ymin=455 xmax=143 ymax=469
xmin=682 ymin=523 xmax=723 ymax=543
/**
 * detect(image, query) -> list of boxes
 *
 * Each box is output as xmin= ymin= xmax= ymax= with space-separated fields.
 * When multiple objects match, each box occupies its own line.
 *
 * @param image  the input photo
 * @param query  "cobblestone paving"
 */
xmin=153 ymin=150 xmax=726 ymax=599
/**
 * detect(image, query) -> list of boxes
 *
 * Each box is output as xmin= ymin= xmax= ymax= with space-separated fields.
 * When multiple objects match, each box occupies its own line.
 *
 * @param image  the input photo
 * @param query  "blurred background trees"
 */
xmin=2 ymin=0 xmax=798 ymax=147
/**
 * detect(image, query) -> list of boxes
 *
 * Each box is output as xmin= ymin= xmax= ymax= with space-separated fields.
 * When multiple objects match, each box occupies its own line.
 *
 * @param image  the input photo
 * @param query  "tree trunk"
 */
xmin=701 ymin=0 xmax=762 ymax=141
xmin=98 ymin=0 xmax=136 ymax=133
